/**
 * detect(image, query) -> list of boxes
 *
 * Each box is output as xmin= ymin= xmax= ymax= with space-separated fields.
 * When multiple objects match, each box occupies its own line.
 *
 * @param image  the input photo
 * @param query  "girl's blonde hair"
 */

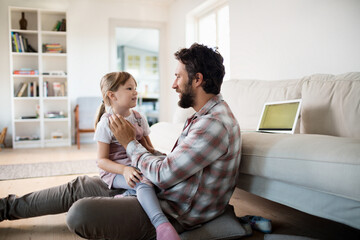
xmin=94 ymin=72 xmax=135 ymax=129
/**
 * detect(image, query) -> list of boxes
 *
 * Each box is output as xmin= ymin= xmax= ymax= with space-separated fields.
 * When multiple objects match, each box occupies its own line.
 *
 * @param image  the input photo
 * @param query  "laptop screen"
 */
xmin=257 ymin=99 xmax=302 ymax=134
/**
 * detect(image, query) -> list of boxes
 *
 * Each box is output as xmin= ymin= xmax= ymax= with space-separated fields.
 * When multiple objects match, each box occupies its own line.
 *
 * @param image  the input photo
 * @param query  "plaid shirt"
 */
xmin=127 ymin=94 xmax=241 ymax=228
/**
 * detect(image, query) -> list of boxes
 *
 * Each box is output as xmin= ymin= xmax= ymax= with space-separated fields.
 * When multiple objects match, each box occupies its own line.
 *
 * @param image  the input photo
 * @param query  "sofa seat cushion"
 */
xmin=240 ymin=132 xmax=360 ymax=201
xmin=180 ymin=205 xmax=247 ymax=240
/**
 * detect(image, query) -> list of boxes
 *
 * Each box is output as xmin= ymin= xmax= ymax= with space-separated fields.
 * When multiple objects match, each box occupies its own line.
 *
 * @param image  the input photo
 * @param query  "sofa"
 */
xmin=149 ymin=72 xmax=360 ymax=230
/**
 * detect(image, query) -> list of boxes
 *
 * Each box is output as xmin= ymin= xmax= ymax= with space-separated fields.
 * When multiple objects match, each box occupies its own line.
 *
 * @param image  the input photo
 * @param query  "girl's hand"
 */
xmin=123 ymin=166 xmax=142 ymax=188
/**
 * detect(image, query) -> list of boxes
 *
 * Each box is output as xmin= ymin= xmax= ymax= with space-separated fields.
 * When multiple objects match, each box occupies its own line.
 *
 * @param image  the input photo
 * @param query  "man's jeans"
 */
xmin=0 ymin=175 xmax=184 ymax=239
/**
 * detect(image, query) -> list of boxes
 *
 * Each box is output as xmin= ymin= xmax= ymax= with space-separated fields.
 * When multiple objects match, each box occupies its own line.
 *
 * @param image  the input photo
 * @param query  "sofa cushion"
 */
xmin=221 ymin=79 xmax=303 ymax=131
xmin=300 ymin=72 xmax=360 ymax=138
xmin=240 ymin=132 xmax=360 ymax=201
xmin=180 ymin=205 xmax=247 ymax=240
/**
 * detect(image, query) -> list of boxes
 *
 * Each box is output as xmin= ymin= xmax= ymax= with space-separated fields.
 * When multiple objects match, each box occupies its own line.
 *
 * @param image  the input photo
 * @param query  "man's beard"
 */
xmin=178 ymin=84 xmax=195 ymax=109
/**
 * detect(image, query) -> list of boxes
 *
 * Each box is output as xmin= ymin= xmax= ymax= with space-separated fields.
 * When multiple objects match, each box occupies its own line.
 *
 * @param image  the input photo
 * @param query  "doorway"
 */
xmin=110 ymin=20 xmax=163 ymax=126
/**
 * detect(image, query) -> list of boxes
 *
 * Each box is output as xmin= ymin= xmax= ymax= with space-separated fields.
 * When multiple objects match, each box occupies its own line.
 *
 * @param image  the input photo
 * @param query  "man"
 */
xmin=0 ymin=43 xmax=241 ymax=239
xmin=108 ymin=43 xmax=242 ymax=230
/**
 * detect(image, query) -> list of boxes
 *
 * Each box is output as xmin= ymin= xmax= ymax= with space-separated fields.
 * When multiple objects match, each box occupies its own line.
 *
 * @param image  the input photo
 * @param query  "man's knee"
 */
xmin=67 ymin=197 xmax=157 ymax=240
xmin=0 ymin=195 xmax=16 ymax=221
xmin=66 ymin=198 xmax=93 ymax=236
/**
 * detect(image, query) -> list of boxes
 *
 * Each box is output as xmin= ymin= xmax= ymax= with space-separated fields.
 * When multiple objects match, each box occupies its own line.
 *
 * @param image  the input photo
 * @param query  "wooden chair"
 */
xmin=0 ymin=127 xmax=7 ymax=151
xmin=74 ymin=97 xmax=102 ymax=149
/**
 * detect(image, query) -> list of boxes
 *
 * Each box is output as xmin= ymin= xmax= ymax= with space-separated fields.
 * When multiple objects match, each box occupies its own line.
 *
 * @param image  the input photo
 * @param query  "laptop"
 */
xmin=256 ymin=99 xmax=302 ymax=134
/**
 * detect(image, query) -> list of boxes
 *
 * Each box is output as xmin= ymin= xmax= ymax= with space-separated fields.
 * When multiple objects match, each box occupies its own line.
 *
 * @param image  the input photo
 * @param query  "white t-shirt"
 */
xmin=94 ymin=110 xmax=150 ymax=144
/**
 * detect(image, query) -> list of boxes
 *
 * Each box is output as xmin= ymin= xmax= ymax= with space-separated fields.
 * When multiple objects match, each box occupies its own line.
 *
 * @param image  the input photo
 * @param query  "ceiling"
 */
xmin=140 ymin=0 xmax=174 ymax=6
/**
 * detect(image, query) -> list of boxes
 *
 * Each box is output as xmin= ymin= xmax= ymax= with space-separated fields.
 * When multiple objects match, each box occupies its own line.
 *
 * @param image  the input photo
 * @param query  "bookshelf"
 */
xmin=9 ymin=7 xmax=70 ymax=148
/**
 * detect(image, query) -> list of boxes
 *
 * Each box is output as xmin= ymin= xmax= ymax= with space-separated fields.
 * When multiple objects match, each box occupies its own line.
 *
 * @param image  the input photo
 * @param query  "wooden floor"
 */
xmin=230 ymin=188 xmax=360 ymax=240
xmin=0 ymin=144 xmax=98 ymax=240
xmin=1 ymin=144 xmax=360 ymax=240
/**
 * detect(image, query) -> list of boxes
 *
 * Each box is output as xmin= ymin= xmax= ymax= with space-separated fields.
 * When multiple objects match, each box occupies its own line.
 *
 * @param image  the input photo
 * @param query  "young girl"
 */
xmin=94 ymin=72 xmax=180 ymax=240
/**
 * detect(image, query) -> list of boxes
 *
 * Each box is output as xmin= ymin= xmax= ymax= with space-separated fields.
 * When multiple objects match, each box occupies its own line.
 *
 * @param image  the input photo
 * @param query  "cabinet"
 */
xmin=9 ymin=7 xmax=70 ymax=148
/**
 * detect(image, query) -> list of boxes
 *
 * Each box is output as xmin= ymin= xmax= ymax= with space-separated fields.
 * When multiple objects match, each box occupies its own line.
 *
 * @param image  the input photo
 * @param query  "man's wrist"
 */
xmin=127 ymin=140 xmax=148 ymax=168
xmin=126 ymin=139 xmax=137 ymax=152
xmin=122 ymin=138 xmax=135 ymax=149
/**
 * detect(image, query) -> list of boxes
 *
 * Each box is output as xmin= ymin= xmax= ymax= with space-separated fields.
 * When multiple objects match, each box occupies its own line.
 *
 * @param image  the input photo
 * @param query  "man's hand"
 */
xmin=109 ymin=114 xmax=136 ymax=149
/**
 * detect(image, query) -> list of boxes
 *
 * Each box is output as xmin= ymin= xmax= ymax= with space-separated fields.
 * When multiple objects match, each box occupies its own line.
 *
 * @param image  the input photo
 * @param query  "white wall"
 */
xmin=166 ymin=0 xmax=207 ymax=123
xmin=0 ymin=0 xmax=169 ymax=146
xmin=229 ymin=0 xmax=360 ymax=80
xmin=165 ymin=0 xmax=360 ymax=122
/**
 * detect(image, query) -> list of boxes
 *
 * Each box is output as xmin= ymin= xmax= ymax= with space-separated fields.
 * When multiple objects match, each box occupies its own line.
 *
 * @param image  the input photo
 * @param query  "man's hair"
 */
xmin=174 ymin=43 xmax=225 ymax=94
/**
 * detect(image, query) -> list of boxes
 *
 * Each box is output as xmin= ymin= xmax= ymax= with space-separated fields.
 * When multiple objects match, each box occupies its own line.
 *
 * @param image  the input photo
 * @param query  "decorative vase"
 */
xmin=19 ymin=12 xmax=27 ymax=30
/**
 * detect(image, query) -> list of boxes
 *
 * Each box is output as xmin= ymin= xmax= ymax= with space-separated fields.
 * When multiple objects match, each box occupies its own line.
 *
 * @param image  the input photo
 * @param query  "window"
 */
xmin=196 ymin=3 xmax=230 ymax=79
xmin=126 ymin=55 xmax=141 ymax=76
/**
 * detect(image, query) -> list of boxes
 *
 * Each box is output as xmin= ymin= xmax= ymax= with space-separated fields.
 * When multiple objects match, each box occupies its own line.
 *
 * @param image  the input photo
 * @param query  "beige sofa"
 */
xmin=149 ymin=72 xmax=360 ymax=230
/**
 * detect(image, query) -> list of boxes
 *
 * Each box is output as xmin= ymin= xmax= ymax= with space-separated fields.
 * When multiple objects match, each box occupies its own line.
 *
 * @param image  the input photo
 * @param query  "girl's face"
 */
xmin=109 ymin=77 xmax=138 ymax=113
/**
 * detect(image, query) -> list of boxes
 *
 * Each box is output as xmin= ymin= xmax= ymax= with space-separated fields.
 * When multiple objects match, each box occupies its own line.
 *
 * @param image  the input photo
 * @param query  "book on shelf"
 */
xmin=15 ymin=135 xmax=40 ymax=141
xmin=19 ymin=35 xmax=25 ymax=53
xmin=14 ymin=32 xmax=21 ymax=52
xmin=11 ymin=32 xmax=37 ymax=53
xmin=16 ymin=82 xmax=27 ymax=97
xmin=42 ymin=71 xmax=67 ymax=76
xmin=14 ymin=83 xmax=22 ymax=96
xmin=43 ymin=43 xmax=62 ymax=53
xmin=13 ymin=69 xmax=39 ymax=75
xmin=34 ymin=81 xmax=38 ymax=96
xmin=51 ymin=130 xmax=63 ymax=139
xmin=15 ymin=81 xmax=39 ymax=97
xmin=53 ymin=21 xmax=61 ymax=31
xmin=45 ymin=111 xmax=66 ymax=118
xmin=43 ymin=81 xmax=48 ymax=97
xmin=11 ymin=32 xmax=17 ymax=52
xmin=52 ymin=19 xmax=66 ymax=32
xmin=27 ymin=82 xmax=31 ymax=97
xmin=43 ymin=81 xmax=66 ymax=97
xmin=20 ymin=116 xmax=38 ymax=119
xmin=23 ymin=38 xmax=29 ymax=52
xmin=54 ymin=82 xmax=66 ymax=96
xmin=60 ymin=83 xmax=65 ymax=96
xmin=27 ymin=81 xmax=38 ymax=97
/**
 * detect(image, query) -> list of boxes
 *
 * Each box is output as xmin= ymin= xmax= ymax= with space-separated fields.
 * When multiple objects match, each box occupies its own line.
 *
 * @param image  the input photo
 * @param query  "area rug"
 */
xmin=0 ymin=160 xmax=98 ymax=180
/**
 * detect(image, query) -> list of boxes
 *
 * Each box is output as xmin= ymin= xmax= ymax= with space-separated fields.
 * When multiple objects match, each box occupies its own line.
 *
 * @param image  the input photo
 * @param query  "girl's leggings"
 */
xmin=113 ymin=174 xmax=168 ymax=228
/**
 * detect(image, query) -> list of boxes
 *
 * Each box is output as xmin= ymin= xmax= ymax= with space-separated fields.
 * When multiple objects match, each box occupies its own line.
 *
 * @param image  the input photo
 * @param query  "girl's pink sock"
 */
xmin=156 ymin=222 xmax=181 ymax=240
